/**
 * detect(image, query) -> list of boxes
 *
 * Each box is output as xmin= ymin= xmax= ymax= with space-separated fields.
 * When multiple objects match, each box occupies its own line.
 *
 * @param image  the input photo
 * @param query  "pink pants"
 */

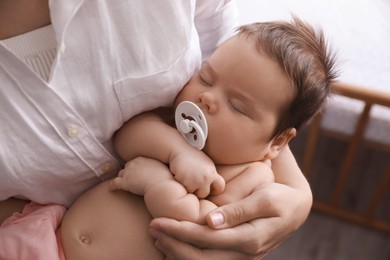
xmin=0 ymin=202 xmax=66 ymax=260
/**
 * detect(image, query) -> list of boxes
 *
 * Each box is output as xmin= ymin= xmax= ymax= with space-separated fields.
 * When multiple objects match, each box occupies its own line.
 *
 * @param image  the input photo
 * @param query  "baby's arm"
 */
xmin=114 ymin=109 xmax=224 ymax=197
xmin=114 ymin=108 xmax=188 ymax=163
xmin=110 ymin=157 xmax=217 ymax=224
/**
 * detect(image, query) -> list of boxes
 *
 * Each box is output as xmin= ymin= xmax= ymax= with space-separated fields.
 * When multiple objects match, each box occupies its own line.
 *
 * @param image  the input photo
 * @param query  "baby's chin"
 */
xmin=202 ymin=142 xmax=229 ymax=165
xmin=203 ymin=142 xmax=262 ymax=165
xmin=201 ymin=142 xmax=217 ymax=162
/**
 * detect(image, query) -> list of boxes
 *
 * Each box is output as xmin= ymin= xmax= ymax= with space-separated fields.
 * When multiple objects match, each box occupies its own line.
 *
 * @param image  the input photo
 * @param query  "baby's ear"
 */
xmin=265 ymin=128 xmax=296 ymax=160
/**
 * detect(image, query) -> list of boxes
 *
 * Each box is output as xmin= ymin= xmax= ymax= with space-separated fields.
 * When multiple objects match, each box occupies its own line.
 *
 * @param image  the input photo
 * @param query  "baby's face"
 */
xmin=175 ymin=34 xmax=294 ymax=164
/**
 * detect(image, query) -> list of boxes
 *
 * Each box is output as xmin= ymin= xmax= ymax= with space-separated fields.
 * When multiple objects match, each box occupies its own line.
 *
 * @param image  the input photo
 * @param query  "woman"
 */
xmin=0 ymin=0 xmax=312 ymax=258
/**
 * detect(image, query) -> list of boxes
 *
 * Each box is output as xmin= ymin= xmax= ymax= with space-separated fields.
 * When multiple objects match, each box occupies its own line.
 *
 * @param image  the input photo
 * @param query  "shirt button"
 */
xmin=60 ymin=43 xmax=66 ymax=53
xmin=101 ymin=162 xmax=113 ymax=174
xmin=67 ymin=125 xmax=79 ymax=137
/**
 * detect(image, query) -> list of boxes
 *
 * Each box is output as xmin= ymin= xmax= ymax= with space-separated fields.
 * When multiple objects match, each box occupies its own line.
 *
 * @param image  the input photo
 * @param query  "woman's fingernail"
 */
xmin=210 ymin=211 xmax=224 ymax=226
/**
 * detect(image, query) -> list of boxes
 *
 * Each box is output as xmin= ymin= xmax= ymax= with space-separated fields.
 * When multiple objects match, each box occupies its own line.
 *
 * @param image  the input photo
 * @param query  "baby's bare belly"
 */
xmin=60 ymin=180 xmax=163 ymax=260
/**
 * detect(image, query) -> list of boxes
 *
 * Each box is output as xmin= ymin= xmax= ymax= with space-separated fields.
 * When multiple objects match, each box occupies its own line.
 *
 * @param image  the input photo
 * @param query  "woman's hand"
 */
xmin=149 ymin=147 xmax=312 ymax=259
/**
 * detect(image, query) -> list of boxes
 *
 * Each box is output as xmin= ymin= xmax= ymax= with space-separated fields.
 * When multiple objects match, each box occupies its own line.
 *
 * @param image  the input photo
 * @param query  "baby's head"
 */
xmin=175 ymin=17 xmax=337 ymax=164
xmin=237 ymin=16 xmax=338 ymax=140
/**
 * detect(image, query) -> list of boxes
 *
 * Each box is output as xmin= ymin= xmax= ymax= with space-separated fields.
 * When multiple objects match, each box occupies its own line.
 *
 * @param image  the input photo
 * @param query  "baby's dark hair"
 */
xmin=237 ymin=16 xmax=338 ymax=140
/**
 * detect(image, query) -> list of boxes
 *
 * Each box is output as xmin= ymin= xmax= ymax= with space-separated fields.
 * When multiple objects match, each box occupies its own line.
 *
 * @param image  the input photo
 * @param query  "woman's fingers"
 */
xmin=151 ymin=222 xmax=264 ymax=260
xmin=150 ymin=182 xmax=309 ymax=258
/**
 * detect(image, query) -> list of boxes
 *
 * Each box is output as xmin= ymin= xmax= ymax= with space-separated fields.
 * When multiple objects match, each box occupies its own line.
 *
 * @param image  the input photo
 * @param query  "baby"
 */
xmin=109 ymin=16 xmax=338 ymax=226
xmin=0 ymin=17 xmax=337 ymax=260
xmin=61 ymin=17 xmax=336 ymax=259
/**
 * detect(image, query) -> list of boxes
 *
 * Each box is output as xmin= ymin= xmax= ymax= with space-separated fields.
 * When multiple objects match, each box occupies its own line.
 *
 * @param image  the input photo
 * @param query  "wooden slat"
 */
xmin=302 ymin=113 xmax=322 ymax=177
xmin=303 ymin=81 xmax=390 ymax=234
xmin=320 ymin=129 xmax=390 ymax=153
xmin=313 ymin=202 xmax=390 ymax=234
xmin=365 ymin=163 xmax=390 ymax=217
xmin=333 ymin=82 xmax=390 ymax=107
xmin=330 ymin=103 xmax=372 ymax=205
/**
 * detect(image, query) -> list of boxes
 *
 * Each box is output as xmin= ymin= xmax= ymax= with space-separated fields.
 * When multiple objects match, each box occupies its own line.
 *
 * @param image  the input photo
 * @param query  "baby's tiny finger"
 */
xmin=109 ymin=177 xmax=123 ymax=191
xmin=195 ymin=187 xmax=210 ymax=199
xmin=210 ymin=175 xmax=225 ymax=196
xmin=117 ymin=169 xmax=125 ymax=177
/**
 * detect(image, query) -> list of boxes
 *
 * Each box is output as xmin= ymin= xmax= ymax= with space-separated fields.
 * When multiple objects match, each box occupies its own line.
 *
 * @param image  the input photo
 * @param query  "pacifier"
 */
xmin=175 ymin=101 xmax=208 ymax=150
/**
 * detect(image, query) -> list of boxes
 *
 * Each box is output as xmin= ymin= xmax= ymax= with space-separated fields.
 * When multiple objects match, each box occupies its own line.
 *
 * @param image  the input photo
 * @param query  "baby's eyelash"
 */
xmin=199 ymin=74 xmax=212 ymax=86
xmin=229 ymin=100 xmax=248 ymax=116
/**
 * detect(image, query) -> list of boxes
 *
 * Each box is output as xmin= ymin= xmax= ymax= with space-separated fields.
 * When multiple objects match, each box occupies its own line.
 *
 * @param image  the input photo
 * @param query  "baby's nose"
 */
xmin=198 ymin=92 xmax=217 ymax=113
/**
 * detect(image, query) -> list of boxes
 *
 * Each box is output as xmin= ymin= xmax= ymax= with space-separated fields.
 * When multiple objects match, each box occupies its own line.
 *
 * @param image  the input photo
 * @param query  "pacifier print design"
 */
xmin=175 ymin=101 xmax=208 ymax=150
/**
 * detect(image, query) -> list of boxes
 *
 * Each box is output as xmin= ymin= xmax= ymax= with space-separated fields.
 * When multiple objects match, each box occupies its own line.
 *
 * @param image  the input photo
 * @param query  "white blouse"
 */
xmin=0 ymin=0 xmax=237 ymax=206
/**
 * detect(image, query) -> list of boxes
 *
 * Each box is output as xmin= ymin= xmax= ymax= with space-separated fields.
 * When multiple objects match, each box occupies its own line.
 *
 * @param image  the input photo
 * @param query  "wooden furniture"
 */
xmin=302 ymin=81 xmax=390 ymax=233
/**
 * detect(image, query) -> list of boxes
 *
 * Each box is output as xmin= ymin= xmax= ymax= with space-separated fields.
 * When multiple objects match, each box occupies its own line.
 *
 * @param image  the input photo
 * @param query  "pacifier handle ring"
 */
xmin=187 ymin=120 xmax=206 ymax=146
xmin=179 ymin=119 xmax=193 ymax=134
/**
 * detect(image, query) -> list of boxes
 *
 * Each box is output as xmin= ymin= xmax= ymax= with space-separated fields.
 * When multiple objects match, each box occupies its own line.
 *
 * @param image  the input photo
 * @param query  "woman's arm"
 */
xmin=194 ymin=0 xmax=238 ymax=60
xmin=149 ymin=146 xmax=312 ymax=259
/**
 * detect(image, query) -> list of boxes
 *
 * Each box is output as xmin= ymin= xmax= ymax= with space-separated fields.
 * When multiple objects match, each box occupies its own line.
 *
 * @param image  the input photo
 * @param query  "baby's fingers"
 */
xmin=194 ymin=186 xmax=211 ymax=199
xmin=109 ymin=177 xmax=127 ymax=191
xmin=210 ymin=175 xmax=225 ymax=196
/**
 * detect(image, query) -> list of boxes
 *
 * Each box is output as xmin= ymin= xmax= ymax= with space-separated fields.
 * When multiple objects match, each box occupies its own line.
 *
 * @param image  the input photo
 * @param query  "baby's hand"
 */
xmin=110 ymin=157 xmax=169 ymax=194
xmin=169 ymin=149 xmax=225 ymax=198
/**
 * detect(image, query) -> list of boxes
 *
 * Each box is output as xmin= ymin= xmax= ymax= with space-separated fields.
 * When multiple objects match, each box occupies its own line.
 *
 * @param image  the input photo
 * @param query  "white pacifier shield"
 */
xmin=175 ymin=101 xmax=208 ymax=150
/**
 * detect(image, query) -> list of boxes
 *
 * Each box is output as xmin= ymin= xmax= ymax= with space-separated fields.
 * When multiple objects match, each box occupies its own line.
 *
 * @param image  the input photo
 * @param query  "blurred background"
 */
xmin=236 ymin=0 xmax=390 ymax=259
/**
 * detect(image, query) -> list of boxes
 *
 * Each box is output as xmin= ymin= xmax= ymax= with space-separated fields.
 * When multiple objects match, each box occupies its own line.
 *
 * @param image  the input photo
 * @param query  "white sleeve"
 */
xmin=194 ymin=0 xmax=239 ymax=61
